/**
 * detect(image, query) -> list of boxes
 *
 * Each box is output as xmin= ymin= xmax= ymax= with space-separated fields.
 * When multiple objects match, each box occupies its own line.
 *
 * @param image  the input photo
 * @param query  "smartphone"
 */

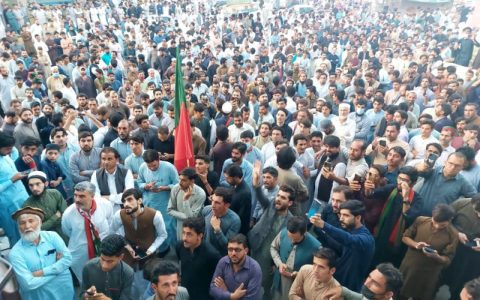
xmin=353 ymin=174 xmax=362 ymax=182
xmin=465 ymin=240 xmax=480 ymax=248
xmin=425 ymin=153 xmax=439 ymax=168
xmin=21 ymin=169 xmax=32 ymax=176
xmin=379 ymin=140 xmax=387 ymax=147
xmin=323 ymin=161 xmax=332 ymax=171
xmin=423 ymin=247 xmax=436 ymax=253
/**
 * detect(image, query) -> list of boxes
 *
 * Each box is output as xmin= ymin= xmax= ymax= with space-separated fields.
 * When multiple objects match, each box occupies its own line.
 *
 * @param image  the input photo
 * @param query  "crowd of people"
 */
xmin=0 ymin=0 xmax=480 ymax=299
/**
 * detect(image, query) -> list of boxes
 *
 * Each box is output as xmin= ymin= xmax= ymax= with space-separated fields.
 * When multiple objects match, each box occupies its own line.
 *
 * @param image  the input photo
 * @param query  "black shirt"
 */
xmin=175 ymin=242 xmax=221 ymax=300
xmin=148 ymin=135 xmax=175 ymax=163
xmin=230 ymin=180 xmax=252 ymax=235
xmin=194 ymin=171 xmax=219 ymax=204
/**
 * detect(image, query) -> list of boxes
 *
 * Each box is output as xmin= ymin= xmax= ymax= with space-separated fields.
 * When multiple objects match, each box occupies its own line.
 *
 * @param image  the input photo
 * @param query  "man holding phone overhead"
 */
xmin=366 ymin=121 xmax=410 ymax=165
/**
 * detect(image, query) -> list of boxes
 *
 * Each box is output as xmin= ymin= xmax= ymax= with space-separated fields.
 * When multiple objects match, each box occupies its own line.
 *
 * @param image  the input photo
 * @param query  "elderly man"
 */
xmin=9 ymin=206 xmax=74 ymax=300
xmin=61 ymin=181 xmax=113 ymax=283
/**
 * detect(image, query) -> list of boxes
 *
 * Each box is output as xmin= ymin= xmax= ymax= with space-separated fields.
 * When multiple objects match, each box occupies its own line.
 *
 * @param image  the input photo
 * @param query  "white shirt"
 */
xmin=110 ymin=208 xmax=168 ymax=254
xmin=332 ymin=117 xmax=356 ymax=148
xmin=408 ymin=135 xmax=439 ymax=161
xmin=345 ymin=158 xmax=369 ymax=181
xmin=61 ymin=198 xmax=113 ymax=283
xmin=90 ymin=167 xmax=135 ymax=211
xmin=228 ymin=123 xmax=255 ymax=142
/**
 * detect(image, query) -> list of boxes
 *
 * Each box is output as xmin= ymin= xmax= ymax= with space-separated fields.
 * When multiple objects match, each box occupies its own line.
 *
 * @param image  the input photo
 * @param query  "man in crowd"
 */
xmin=310 ymin=200 xmax=375 ymax=291
xmin=147 ymin=261 xmax=190 ymax=300
xmin=61 ymin=181 xmax=112 ymax=283
xmin=81 ymin=234 xmax=134 ymax=300
xmin=210 ymin=234 xmax=262 ymax=299
xmin=9 ymin=206 xmax=74 ymax=299
xmin=69 ymin=131 xmax=102 ymax=184
xmin=289 ymin=248 xmax=341 ymax=299
xmin=176 ymin=217 xmax=221 ymax=300
xmin=90 ymin=147 xmax=134 ymax=211
xmin=22 ymin=171 xmax=67 ymax=240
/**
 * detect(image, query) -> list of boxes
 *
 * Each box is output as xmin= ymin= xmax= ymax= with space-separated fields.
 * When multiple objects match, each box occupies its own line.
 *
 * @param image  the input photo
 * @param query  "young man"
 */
xmin=176 ymin=217 xmax=221 ymax=300
xmin=194 ymin=155 xmax=219 ymax=200
xmin=270 ymin=216 xmax=321 ymax=299
xmin=289 ymin=248 xmax=341 ymax=299
xmin=324 ymin=263 xmax=403 ymax=300
xmin=202 ymin=187 xmax=241 ymax=254
xmin=22 ymin=171 xmax=67 ymax=240
xmin=210 ymin=234 xmax=262 ymax=299
xmin=147 ymin=261 xmax=189 ymax=300
xmin=69 ymin=131 xmax=102 ymax=184
xmin=111 ymin=188 xmax=168 ymax=298
xmin=310 ymin=200 xmax=375 ymax=291
xmin=81 ymin=234 xmax=134 ymax=300
xmin=168 ymin=168 xmax=206 ymax=240
xmin=90 ymin=147 xmax=134 ymax=211
xmin=223 ymin=165 xmax=252 ymax=235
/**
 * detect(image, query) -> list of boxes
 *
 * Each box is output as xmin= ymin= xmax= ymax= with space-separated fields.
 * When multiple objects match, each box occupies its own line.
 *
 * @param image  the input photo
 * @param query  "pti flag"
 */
xmin=173 ymin=47 xmax=194 ymax=172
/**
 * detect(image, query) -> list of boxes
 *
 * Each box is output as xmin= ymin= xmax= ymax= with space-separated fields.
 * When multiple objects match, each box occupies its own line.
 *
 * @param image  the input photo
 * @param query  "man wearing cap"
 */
xmin=8 ymin=206 xmax=75 ymax=300
xmin=0 ymin=132 xmax=29 ymax=245
xmin=22 ymin=171 xmax=67 ymax=240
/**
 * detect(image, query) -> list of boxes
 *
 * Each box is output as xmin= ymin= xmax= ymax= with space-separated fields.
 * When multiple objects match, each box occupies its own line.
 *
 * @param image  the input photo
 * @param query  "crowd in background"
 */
xmin=0 ymin=0 xmax=480 ymax=299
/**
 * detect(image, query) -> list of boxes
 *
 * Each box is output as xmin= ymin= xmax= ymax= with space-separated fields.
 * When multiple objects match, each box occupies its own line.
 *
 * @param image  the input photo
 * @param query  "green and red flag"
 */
xmin=173 ymin=47 xmax=194 ymax=172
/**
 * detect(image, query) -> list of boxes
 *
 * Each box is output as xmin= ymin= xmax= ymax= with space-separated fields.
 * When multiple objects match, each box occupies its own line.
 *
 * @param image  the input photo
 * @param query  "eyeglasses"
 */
xmin=227 ymin=247 xmax=244 ymax=253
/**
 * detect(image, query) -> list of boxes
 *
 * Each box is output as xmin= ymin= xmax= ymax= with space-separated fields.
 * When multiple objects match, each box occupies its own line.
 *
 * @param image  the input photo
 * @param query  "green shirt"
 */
xmin=23 ymin=189 xmax=67 ymax=235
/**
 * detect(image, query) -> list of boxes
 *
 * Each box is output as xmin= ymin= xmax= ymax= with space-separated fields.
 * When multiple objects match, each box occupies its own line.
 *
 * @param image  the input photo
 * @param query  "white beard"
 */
xmin=21 ymin=228 xmax=41 ymax=243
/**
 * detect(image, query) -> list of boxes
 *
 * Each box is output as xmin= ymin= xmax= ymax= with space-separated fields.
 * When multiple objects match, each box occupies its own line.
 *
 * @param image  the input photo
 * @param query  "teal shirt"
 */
xmin=9 ymin=231 xmax=74 ymax=300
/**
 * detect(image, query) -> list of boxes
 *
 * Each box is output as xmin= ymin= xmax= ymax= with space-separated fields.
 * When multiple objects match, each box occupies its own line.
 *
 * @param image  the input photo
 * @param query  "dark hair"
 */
xmin=332 ymin=185 xmax=354 ymax=200
xmin=376 ymin=263 xmax=404 ymax=297
xmin=310 ymin=131 xmax=323 ymax=140
xmin=339 ymin=200 xmax=365 ymax=217
xmin=224 ymin=164 xmax=243 ymax=179
xmin=121 ymin=188 xmax=142 ymax=203
xmin=216 ymin=125 xmax=229 ymax=141
xmin=277 ymin=146 xmax=297 ymax=170
xmin=240 ymin=130 xmax=254 ymax=139
xmin=50 ymin=127 xmax=67 ymax=139
xmin=213 ymin=187 xmax=233 ymax=204
xmin=262 ymin=166 xmax=278 ymax=177
xmin=293 ymin=134 xmax=308 ymax=146
xmin=143 ymin=149 xmax=160 ymax=163
xmin=232 ymin=142 xmax=247 ymax=154
xmin=464 ymin=277 xmax=480 ymax=299
xmin=100 ymin=147 xmax=120 ymax=159
xmin=432 ymin=204 xmax=455 ymax=222
xmin=0 ymin=132 xmax=16 ymax=147
xmin=426 ymin=142 xmax=442 ymax=154
xmin=135 ymin=114 xmax=149 ymax=125
xmin=180 ymin=167 xmax=197 ymax=180
xmin=109 ymin=112 xmax=125 ymax=128
xmin=228 ymin=234 xmax=248 ymax=248
xmin=100 ymin=234 xmax=126 ymax=257
xmin=279 ymin=184 xmax=295 ymax=202
xmin=183 ymin=217 xmax=205 ymax=235
xmin=313 ymin=248 xmax=337 ymax=268
xmin=287 ymin=216 xmax=307 ymax=235
xmin=20 ymin=138 xmax=41 ymax=147
xmin=386 ymin=121 xmax=400 ymax=131
xmin=389 ymin=146 xmax=407 ymax=159
xmin=195 ymin=154 xmax=210 ymax=164
xmin=78 ymin=130 xmax=93 ymax=141
xmin=323 ymin=135 xmax=340 ymax=148
xmin=151 ymin=261 xmax=180 ymax=284
xmin=399 ymin=166 xmax=418 ymax=184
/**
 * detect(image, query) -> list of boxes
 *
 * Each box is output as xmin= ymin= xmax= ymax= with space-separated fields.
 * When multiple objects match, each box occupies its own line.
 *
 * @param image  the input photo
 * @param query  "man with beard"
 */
xmin=0 ymin=131 xmax=29 ymax=245
xmin=323 ymin=263 xmax=403 ymax=300
xmin=81 ymin=234 xmax=134 ymax=300
xmin=312 ymin=135 xmax=347 ymax=213
xmin=35 ymin=103 xmax=55 ymax=147
xmin=61 ymin=181 xmax=112 ymax=284
xmin=110 ymin=119 xmax=132 ymax=163
xmin=9 ymin=206 xmax=74 ymax=300
xmin=310 ymin=200 xmax=375 ymax=291
xmin=463 ymin=103 xmax=480 ymax=127
xmin=175 ymin=217 xmax=221 ymax=300
xmin=110 ymin=188 xmax=168 ymax=299
xmin=69 ymin=131 xmax=102 ymax=184
xmin=249 ymin=184 xmax=295 ymax=299
xmin=210 ymin=234 xmax=262 ymax=300
xmin=13 ymin=108 xmax=41 ymax=150
xmin=219 ymin=142 xmax=253 ymax=187
xmin=22 ymin=171 xmax=67 ymax=240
